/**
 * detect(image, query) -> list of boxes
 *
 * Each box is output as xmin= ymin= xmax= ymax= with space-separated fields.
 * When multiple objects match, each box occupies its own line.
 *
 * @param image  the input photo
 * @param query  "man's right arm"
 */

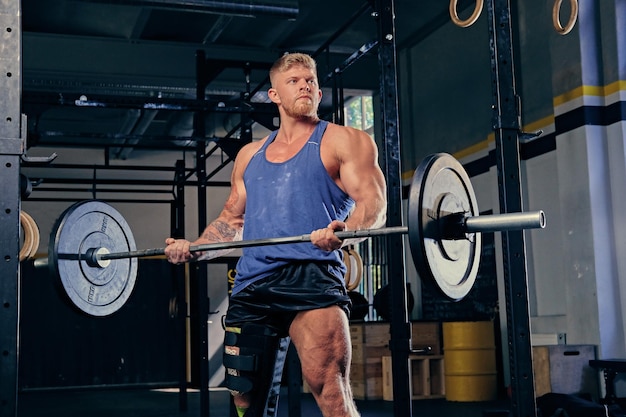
xmin=164 ymin=192 xmax=245 ymax=264
xmin=164 ymin=141 xmax=258 ymax=264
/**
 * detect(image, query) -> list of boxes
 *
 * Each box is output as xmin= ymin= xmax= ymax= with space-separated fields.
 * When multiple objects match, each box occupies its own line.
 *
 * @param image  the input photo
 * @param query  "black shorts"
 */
xmin=224 ymin=261 xmax=352 ymax=337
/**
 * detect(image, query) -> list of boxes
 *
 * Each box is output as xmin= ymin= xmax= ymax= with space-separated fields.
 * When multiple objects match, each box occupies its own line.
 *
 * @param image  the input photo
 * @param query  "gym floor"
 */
xmin=17 ymin=387 xmax=513 ymax=417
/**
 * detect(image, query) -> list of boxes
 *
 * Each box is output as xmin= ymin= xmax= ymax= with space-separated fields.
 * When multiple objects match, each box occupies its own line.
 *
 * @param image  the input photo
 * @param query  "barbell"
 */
xmin=36 ymin=153 xmax=545 ymax=317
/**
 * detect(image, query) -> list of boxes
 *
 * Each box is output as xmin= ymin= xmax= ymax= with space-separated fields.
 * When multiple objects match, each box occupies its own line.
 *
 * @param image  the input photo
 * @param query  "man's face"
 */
xmin=268 ymin=64 xmax=322 ymax=119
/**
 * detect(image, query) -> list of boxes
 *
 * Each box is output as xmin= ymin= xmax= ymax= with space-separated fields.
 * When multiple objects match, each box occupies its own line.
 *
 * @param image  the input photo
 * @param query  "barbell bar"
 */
xmin=40 ymin=152 xmax=546 ymax=317
xmin=58 ymin=213 xmax=544 ymax=267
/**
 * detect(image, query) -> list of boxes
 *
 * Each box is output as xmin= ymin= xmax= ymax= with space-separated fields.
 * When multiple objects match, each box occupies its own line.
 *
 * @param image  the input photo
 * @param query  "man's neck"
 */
xmin=276 ymin=116 xmax=319 ymax=144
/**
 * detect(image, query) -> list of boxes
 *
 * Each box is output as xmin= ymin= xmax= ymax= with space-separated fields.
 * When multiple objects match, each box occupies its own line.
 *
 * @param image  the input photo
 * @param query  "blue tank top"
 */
xmin=232 ymin=120 xmax=355 ymax=294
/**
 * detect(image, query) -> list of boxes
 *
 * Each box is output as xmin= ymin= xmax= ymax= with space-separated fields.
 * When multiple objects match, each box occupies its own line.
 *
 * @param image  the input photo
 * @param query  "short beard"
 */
xmin=284 ymin=99 xmax=319 ymax=120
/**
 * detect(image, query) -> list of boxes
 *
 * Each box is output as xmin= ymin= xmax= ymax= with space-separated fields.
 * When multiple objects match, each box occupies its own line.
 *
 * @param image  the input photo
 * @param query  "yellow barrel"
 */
xmin=443 ymin=321 xmax=498 ymax=401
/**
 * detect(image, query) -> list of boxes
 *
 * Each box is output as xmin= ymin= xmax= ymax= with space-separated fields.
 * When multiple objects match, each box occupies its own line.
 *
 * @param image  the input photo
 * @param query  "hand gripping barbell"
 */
xmin=36 ymin=153 xmax=546 ymax=317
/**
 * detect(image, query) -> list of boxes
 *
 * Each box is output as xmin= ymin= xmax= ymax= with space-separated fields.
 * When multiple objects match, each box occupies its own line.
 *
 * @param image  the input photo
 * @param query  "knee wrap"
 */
xmin=223 ymin=323 xmax=290 ymax=417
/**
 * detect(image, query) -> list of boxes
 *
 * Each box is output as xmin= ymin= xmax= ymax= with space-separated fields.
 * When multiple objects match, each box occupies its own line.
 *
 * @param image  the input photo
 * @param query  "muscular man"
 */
xmin=165 ymin=52 xmax=386 ymax=417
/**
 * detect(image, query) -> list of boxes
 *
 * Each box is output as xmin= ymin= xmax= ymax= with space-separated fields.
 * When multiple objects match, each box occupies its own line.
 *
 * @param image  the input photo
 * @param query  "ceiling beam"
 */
xmin=74 ymin=0 xmax=299 ymax=18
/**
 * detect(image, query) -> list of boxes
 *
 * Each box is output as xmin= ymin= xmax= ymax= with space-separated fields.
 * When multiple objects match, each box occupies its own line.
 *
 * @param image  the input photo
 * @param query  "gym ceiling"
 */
xmin=20 ymin=0 xmax=458 ymax=157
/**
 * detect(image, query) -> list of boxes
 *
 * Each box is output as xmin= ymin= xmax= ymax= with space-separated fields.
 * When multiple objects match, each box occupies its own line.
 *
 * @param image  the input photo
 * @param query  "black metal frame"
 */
xmin=486 ymin=0 xmax=536 ymax=416
xmin=373 ymin=0 xmax=413 ymax=416
xmin=191 ymin=49 xmax=212 ymax=417
xmin=0 ymin=1 xmax=23 ymax=417
xmin=172 ymin=160 xmax=189 ymax=412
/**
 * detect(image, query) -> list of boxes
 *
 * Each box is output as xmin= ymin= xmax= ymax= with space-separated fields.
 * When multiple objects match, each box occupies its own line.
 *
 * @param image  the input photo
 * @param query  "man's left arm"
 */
xmin=339 ymin=129 xmax=387 ymax=233
xmin=311 ymin=128 xmax=387 ymax=251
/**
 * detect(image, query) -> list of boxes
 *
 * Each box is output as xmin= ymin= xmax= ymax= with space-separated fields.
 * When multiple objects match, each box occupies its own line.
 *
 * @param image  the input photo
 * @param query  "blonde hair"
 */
xmin=269 ymin=53 xmax=317 ymax=86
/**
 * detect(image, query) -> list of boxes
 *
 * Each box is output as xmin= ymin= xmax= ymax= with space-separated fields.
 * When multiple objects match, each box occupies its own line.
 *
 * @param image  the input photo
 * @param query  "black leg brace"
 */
xmin=223 ymin=323 xmax=290 ymax=417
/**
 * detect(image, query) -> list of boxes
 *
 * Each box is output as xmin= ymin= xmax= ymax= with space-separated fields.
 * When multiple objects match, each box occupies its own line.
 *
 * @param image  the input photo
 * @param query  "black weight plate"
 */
xmin=49 ymin=200 xmax=137 ymax=316
xmin=407 ymin=153 xmax=481 ymax=301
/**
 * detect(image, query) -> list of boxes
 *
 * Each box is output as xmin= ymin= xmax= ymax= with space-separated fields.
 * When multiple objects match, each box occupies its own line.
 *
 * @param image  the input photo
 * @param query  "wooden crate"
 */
xmin=533 ymin=346 xmax=551 ymax=397
xmin=350 ymin=322 xmax=390 ymax=400
xmin=351 ymin=322 xmax=441 ymax=355
xmin=411 ymin=321 xmax=442 ymax=355
xmin=351 ymin=360 xmax=384 ymax=400
xmin=350 ymin=322 xmax=390 ymax=346
xmin=532 ymin=345 xmax=598 ymax=398
xmin=351 ymin=357 xmax=385 ymax=400
xmin=382 ymin=355 xmax=445 ymax=401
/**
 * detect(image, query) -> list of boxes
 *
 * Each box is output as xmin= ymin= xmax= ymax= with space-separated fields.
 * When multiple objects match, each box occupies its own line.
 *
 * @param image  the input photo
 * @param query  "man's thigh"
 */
xmin=289 ymin=306 xmax=352 ymax=375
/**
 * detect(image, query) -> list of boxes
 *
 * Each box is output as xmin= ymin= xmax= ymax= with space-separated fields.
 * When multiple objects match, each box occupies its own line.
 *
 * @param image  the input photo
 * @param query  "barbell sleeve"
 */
xmin=464 ymin=210 xmax=546 ymax=234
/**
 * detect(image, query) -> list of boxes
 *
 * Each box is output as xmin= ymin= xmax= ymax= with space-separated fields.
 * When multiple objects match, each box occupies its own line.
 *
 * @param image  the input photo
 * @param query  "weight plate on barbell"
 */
xmin=407 ymin=153 xmax=481 ymax=301
xmin=49 ymin=200 xmax=138 ymax=316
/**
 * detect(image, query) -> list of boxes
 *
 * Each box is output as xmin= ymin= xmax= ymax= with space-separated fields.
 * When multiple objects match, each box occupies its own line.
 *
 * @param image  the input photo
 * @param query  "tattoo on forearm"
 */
xmin=203 ymin=220 xmax=237 ymax=242
xmin=197 ymin=220 xmax=241 ymax=261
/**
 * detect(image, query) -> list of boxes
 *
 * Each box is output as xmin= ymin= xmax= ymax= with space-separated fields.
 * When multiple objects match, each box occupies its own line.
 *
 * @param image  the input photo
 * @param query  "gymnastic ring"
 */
xmin=19 ymin=212 xmax=34 ymax=261
xmin=346 ymin=248 xmax=363 ymax=291
xmin=24 ymin=211 xmax=40 ymax=259
xmin=27 ymin=212 xmax=40 ymax=259
xmin=342 ymin=248 xmax=352 ymax=288
xmin=168 ymin=296 xmax=178 ymax=317
xmin=343 ymin=248 xmax=363 ymax=291
xmin=450 ymin=0 xmax=483 ymax=28
xmin=19 ymin=211 xmax=40 ymax=261
xmin=19 ymin=211 xmax=37 ymax=260
xmin=552 ymin=0 xmax=578 ymax=35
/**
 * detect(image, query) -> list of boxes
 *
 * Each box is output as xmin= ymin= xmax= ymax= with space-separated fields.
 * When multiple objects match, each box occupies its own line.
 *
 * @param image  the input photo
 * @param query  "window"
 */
xmin=344 ymin=95 xmax=374 ymax=137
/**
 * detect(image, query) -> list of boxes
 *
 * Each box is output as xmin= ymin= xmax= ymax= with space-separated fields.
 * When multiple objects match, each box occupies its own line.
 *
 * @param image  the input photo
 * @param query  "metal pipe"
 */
xmin=55 ymin=210 xmax=546 ymax=264
xmin=465 ymin=210 xmax=546 ymax=233
xmin=76 ymin=0 xmax=299 ymax=19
